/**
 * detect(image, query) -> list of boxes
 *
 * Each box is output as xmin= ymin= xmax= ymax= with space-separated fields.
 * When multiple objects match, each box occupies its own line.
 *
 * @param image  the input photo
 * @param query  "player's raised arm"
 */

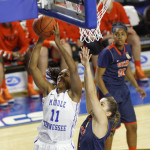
xmin=54 ymin=24 xmax=82 ymax=102
xmin=80 ymin=47 xmax=107 ymax=123
xmin=29 ymin=37 xmax=54 ymax=96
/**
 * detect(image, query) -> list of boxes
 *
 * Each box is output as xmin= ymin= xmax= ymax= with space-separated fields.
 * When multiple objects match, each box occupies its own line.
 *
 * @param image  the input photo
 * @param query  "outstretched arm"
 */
xmin=54 ymin=24 xmax=82 ymax=102
xmin=29 ymin=37 xmax=54 ymax=96
xmin=80 ymin=47 xmax=108 ymax=125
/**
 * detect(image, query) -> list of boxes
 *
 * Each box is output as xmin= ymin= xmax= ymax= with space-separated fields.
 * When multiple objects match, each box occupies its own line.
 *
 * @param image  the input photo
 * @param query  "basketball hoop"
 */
xmin=79 ymin=0 xmax=111 ymax=43
xmin=38 ymin=0 xmax=98 ymax=29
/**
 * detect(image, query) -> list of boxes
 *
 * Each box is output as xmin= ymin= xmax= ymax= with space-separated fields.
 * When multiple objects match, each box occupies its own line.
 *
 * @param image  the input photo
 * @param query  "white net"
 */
xmin=79 ymin=0 xmax=111 ymax=43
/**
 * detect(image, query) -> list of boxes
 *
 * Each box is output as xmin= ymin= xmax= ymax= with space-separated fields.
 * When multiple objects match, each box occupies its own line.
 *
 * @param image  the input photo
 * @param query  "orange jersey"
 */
xmin=99 ymin=2 xmax=130 ymax=35
xmin=0 ymin=22 xmax=29 ymax=56
xmin=26 ymin=18 xmax=65 ymax=48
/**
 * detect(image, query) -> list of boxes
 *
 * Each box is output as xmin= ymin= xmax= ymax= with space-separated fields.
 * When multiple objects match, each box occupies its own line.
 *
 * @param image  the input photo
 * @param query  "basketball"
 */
xmin=33 ymin=15 xmax=56 ymax=38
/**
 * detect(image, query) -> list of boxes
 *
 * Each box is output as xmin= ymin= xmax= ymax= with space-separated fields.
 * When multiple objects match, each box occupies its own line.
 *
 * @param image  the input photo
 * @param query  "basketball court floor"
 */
xmin=0 ymin=79 xmax=150 ymax=150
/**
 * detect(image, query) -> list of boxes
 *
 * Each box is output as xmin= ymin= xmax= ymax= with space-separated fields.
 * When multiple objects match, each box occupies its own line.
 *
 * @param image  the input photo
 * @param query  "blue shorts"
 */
xmin=97 ymin=83 xmax=137 ymax=127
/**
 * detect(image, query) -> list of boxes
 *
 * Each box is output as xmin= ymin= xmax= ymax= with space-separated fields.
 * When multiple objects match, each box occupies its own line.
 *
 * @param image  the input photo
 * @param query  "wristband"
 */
xmin=104 ymin=93 xmax=111 ymax=97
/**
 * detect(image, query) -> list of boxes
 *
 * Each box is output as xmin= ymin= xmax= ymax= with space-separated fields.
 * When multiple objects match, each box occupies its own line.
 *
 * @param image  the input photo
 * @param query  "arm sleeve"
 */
xmin=43 ymin=39 xmax=52 ymax=48
xmin=97 ymin=49 xmax=113 ymax=68
xmin=26 ymin=19 xmax=38 ymax=44
xmin=117 ymin=2 xmax=130 ymax=25
xmin=0 ymin=38 xmax=13 ymax=60
xmin=17 ymin=22 xmax=29 ymax=55
xmin=0 ymin=49 xmax=13 ymax=60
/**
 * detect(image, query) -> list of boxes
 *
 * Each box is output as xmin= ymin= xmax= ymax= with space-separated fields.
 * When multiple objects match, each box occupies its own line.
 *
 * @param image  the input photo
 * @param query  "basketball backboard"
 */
xmin=0 ymin=0 xmax=38 ymax=23
xmin=37 ymin=0 xmax=97 ymax=29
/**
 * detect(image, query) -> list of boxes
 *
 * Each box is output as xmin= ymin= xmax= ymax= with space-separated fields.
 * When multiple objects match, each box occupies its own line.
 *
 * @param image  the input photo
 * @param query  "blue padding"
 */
xmin=84 ymin=0 xmax=97 ymax=29
xmin=0 ymin=0 xmax=38 ymax=23
xmin=39 ymin=8 xmax=86 ymax=28
xmin=39 ymin=0 xmax=97 ymax=29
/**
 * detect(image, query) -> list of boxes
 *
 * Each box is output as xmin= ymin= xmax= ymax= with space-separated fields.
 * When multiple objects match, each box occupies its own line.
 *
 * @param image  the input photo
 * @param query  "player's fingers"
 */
xmin=88 ymin=49 xmax=90 ymax=55
xmin=85 ymin=47 xmax=89 ymax=54
xmin=81 ymin=46 xmax=84 ymax=52
xmin=89 ymin=54 xmax=92 ymax=60
xmin=82 ymin=47 xmax=86 ymax=56
xmin=141 ymin=92 xmax=146 ymax=99
xmin=79 ymin=51 xmax=83 ymax=59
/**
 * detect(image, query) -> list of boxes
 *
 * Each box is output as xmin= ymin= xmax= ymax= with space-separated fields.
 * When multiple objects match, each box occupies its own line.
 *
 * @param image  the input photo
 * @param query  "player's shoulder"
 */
xmin=107 ymin=43 xmax=115 ymax=50
xmin=124 ymin=43 xmax=132 ymax=52
xmin=98 ymin=46 xmax=112 ymax=58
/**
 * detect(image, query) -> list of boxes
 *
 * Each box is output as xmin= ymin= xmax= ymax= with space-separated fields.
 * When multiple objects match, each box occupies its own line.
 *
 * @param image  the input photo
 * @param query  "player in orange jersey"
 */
xmin=0 ymin=21 xmax=39 ymax=107
xmin=99 ymin=0 xmax=148 ymax=81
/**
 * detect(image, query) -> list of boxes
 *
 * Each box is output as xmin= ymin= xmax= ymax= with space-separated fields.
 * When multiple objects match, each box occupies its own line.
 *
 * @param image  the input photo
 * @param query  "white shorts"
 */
xmin=34 ymin=137 xmax=76 ymax=150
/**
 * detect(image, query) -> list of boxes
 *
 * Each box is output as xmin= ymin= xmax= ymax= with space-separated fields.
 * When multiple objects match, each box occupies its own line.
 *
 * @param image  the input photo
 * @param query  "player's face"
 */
xmin=57 ymin=69 xmax=71 ymax=89
xmin=113 ymin=28 xmax=127 ymax=46
xmin=100 ymin=98 xmax=111 ymax=117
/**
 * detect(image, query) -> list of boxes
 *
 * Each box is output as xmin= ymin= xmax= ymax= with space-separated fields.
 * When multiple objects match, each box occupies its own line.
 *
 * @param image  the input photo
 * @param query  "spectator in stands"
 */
xmin=99 ymin=0 xmax=148 ymax=81
xmin=0 ymin=22 xmax=39 ymax=106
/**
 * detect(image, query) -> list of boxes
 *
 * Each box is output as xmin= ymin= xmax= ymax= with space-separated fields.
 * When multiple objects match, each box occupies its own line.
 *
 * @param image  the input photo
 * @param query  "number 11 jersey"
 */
xmin=37 ymin=88 xmax=80 ymax=143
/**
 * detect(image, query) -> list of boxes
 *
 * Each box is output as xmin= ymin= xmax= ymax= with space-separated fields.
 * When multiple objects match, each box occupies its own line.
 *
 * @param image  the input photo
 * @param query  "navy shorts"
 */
xmin=97 ymin=83 xmax=137 ymax=127
xmin=84 ymin=40 xmax=102 ymax=55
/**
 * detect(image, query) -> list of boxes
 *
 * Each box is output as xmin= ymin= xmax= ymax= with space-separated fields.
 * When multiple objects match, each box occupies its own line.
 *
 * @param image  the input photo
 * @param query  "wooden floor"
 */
xmin=0 ymin=104 xmax=150 ymax=150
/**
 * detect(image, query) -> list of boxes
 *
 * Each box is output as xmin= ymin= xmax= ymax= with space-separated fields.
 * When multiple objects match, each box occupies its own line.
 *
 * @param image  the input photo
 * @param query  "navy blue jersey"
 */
xmin=97 ymin=43 xmax=132 ymax=85
xmin=78 ymin=115 xmax=111 ymax=150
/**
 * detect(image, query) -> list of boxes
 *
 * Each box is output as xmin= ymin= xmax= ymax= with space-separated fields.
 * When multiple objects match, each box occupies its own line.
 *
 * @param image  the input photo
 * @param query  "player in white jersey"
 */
xmin=29 ymin=24 xmax=82 ymax=150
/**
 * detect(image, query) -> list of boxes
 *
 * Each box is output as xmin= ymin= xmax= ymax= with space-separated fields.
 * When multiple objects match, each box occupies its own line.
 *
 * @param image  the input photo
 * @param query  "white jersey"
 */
xmin=37 ymin=88 xmax=80 ymax=144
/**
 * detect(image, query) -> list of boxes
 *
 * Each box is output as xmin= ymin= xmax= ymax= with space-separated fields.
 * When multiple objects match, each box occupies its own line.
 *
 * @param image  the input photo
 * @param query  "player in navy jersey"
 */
xmin=95 ymin=22 xmax=146 ymax=150
xmin=78 ymin=47 xmax=120 ymax=150
xmin=29 ymin=24 xmax=82 ymax=150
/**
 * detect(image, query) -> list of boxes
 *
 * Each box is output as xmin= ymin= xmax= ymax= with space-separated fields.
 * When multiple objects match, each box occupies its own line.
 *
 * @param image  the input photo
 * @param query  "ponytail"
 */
xmin=106 ymin=98 xmax=120 ymax=136
xmin=110 ymin=111 xmax=120 ymax=136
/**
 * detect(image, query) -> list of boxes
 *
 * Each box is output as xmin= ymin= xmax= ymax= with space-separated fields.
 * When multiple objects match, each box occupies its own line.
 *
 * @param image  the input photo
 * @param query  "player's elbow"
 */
xmin=28 ymin=62 xmax=35 ymax=73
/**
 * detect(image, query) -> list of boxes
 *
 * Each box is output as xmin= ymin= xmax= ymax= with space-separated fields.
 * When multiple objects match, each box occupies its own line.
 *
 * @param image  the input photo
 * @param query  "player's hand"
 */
xmin=108 ymin=96 xmax=115 ymax=101
xmin=53 ymin=23 xmax=60 ymax=43
xmin=136 ymin=87 xmax=146 ymax=99
xmin=80 ymin=47 xmax=92 ymax=68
